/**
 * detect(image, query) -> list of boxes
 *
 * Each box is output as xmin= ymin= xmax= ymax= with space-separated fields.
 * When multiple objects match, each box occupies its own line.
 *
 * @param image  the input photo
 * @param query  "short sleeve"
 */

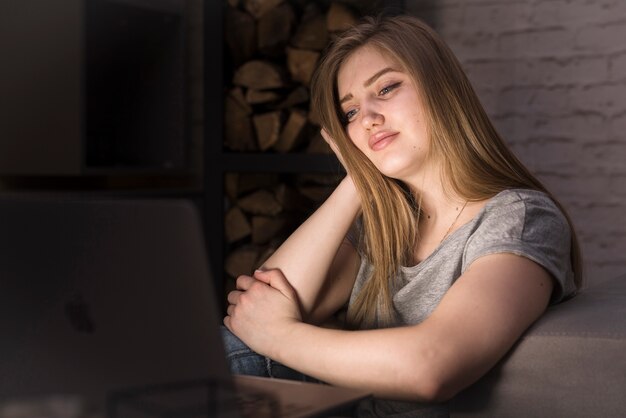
xmin=463 ymin=190 xmax=576 ymax=303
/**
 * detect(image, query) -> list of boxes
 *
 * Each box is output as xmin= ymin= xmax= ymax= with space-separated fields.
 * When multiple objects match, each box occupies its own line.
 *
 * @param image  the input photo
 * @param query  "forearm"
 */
xmin=259 ymin=176 xmax=361 ymax=314
xmin=271 ymin=322 xmax=440 ymax=402
xmin=231 ymin=258 xmax=553 ymax=405
xmin=268 ymin=256 xmax=557 ymax=402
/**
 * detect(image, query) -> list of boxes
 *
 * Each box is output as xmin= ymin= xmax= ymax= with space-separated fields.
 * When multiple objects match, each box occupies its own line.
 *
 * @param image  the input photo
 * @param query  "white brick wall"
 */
xmin=406 ymin=0 xmax=626 ymax=286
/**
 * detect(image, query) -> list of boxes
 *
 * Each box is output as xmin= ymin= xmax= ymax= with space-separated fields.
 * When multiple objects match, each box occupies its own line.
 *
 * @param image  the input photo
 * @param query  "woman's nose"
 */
xmin=361 ymin=105 xmax=384 ymax=130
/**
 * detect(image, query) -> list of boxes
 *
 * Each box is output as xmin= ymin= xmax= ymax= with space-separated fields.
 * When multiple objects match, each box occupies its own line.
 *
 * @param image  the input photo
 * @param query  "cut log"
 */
xmin=225 ymin=245 xmax=260 ymax=278
xmin=224 ymin=7 xmax=256 ymax=66
xmin=224 ymin=173 xmax=239 ymax=202
xmin=286 ymin=47 xmax=320 ymax=86
xmin=225 ymin=206 xmax=252 ymax=243
xmin=253 ymin=111 xmax=282 ymax=151
xmin=258 ymin=2 xmax=295 ymax=55
xmin=246 ymin=89 xmax=280 ymax=104
xmin=298 ymin=172 xmax=343 ymax=186
xmin=274 ymin=109 xmax=308 ymax=152
xmin=228 ymin=87 xmax=252 ymax=114
xmin=274 ymin=183 xmax=311 ymax=212
xmin=237 ymin=173 xmax=280 ymax=197
xmin=233 ymin=60 xmax=285 ymax=89
xmin=238 ymin=189 xmax=283 ymax=216
xmin=291 ymin=11 xmax=329 ymax=50
xmin=278 ymin=86 xmax=310 ymax=109
xmin=243 ymin=0 xmax=284 ymax=19
xmin=221 ymin=0 xmax=392 ymax=290
xmin=307 ymin=101 xmax=322 ymax=126
xmin=251 ymin=216 xmax=286 ymax=244
xmin=327 ymin=2 xmax=358 ymax=33
xmin=298 ymin=185 xmax=335 ymax=203
xmin=224 ymin=89 xmax=256 ymax=151
xmin=305 ymin=131 xmax=333 ymax=154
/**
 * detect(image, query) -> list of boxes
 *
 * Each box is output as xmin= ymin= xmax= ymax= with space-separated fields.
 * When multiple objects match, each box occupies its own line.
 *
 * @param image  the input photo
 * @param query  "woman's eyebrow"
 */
xmin=339 ymin=67 xmax=400 ymax=104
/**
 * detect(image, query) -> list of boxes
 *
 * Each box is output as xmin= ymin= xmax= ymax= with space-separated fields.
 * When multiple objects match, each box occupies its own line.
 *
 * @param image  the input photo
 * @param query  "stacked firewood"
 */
xmin=224 ymin=0 xmax=389 ymax=291
xmin=222 ymin=1 xmax=368 ymax=290
xmin=223 ymin=0 xmax=359 ymax=153
xmin=223 ymin=171 xmax=343 ymax=290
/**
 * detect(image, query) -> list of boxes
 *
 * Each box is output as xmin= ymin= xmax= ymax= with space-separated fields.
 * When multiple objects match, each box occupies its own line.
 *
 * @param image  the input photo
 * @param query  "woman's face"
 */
xmin=337 ymin=45 xmax=432 ymax=183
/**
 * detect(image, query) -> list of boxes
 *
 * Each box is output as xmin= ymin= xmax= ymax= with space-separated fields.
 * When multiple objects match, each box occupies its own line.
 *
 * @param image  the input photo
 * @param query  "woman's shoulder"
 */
xmin=481 ymin=188 xmax=565 ymax=225
xmin=474 ymin=188 xmax=568 ymax=235
xmin=487 ymin=188 xmax=558 ymax=211
xmin=466 ymin=188 xmax=576 ymax=303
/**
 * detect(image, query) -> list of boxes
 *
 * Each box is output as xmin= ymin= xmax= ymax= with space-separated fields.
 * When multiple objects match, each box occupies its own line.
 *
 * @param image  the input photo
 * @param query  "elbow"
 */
xmin=421 ymin=381 xmax=459 ymax=403
xmin=402 ymin=352 xmax=463 ymax=403
xmin=406 ymin=375 xmax=457 ymax=403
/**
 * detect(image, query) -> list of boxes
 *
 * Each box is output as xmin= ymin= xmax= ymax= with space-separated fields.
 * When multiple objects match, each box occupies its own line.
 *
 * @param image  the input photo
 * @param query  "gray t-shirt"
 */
xmin=348 ymin=188 xmax=577 ymax=417
xmin=349 ymin=188 xmax=576 ymax=327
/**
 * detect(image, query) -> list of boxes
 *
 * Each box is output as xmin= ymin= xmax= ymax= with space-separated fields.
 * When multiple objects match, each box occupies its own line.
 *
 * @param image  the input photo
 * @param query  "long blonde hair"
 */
xmin=310 ymin=15 xmax=582 ymax=328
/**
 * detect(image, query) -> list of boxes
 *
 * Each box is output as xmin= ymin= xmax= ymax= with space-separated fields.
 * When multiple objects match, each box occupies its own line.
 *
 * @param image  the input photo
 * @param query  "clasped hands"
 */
xmin=224 ymin=268 xmax=302 ymax=358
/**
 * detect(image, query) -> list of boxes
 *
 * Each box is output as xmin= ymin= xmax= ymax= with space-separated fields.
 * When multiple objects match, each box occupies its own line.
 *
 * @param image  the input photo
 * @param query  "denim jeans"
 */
xmin=220 ymin=326 xmax=319 ymax=382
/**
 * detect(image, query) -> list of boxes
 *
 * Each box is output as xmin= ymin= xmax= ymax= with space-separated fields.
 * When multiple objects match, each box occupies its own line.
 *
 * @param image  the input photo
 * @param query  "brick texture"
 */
xmin=406 ymin=0 xmax=626 ymax=286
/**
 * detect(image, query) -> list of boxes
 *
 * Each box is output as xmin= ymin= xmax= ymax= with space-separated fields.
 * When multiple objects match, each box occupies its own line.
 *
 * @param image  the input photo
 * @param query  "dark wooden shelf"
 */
xmin=209 ymin=153 xmax=341 ymax=173
xmin=203 ymin=0 xmax=405 ymax=306
xmin=201 ymin=1 xmax=351 ymax=306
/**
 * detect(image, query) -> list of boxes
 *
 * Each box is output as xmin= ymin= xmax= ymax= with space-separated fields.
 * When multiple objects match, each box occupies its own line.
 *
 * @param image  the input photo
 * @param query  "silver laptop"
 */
xmin=0 ymin=195 xmax=370 ymax=417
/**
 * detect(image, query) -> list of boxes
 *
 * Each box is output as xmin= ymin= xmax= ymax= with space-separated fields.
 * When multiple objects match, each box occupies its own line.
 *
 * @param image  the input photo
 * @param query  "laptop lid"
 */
xmin=0 ymin=195 xmax=370 ymax=418
xmin=0 ymin=195 xmax=236 ymax=415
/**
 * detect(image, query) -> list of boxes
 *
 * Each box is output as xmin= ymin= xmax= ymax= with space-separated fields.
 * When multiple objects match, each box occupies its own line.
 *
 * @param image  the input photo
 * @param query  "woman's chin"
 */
xmin=375 ymin=161 xmax=415 ymax=182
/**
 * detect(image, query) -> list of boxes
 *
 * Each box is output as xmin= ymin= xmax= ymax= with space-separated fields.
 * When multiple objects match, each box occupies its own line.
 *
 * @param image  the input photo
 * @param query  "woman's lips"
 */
xmin=369 ymin=131 xmax=399 ymax=151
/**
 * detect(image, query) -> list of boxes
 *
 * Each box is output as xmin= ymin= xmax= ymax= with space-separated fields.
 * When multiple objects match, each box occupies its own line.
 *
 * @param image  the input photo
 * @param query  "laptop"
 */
xmin=0 ymin=195 xmax=370 ymax=417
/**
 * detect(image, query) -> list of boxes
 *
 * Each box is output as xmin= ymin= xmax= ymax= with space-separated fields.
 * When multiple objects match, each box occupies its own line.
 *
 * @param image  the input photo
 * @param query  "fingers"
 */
xmin=226 ymin=304 xmax=233 ymax=316
xmin=252 ymin=269 xmax=271 ymax=284
xmin=224 ymin=291 xmax=244 ymax=331
xmin=228 ymin=274 xmax=269 ymax=311
xmin=224 ymin=294 xmax=238 ymax=332
xmin=235 ymin=274 xmax=256 ymax=290
xmin=225 ymin=274 xmax=269 ymax=332
xmin=227 ymin=269 xmax=296 ymax=319
xmin=227 ymin=290 xmax=242 ymax=305
xmin=228 ymin=277 xmax=268 ymax=309
xmin=253 ymin=269 xmax=296 ymax=300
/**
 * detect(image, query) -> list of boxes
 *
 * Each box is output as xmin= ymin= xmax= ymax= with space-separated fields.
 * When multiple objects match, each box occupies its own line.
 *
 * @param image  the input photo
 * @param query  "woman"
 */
xmin=222 ymin=15 xmax=581 ymax=416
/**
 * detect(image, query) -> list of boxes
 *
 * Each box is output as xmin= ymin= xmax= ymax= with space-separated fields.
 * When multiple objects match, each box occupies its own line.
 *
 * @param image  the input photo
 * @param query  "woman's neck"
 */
xmin=405 ymin=170 xmax=462 ymax=222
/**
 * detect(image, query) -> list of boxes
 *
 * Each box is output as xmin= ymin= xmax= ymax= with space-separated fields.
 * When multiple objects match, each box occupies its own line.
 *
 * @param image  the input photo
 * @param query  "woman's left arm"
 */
xmin=225 ymin=252 xmax=553 ymax=403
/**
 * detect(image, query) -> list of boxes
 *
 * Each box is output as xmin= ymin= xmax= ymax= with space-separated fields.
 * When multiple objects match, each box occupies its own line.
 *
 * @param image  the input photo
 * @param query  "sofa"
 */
xmin=450 ymin=273 xmax=626 ymax=417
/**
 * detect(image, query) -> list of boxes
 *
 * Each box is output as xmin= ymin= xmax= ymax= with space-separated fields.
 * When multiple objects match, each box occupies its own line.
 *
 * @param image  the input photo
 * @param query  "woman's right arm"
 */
xmin=257 ymin=175 xmax=362 ymax=324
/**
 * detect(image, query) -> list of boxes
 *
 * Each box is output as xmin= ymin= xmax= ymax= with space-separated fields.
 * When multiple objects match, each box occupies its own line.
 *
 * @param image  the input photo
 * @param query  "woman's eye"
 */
xmin=344 ymin=109 xmax=358 ymax=122
xmin=379 ymin=82 xmax=401 ymax=96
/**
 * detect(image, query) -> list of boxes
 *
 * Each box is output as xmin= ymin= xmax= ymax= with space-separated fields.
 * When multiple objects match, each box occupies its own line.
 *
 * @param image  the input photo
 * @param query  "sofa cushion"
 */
xmin=450 ymin=274 xmax=626 ymax=417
